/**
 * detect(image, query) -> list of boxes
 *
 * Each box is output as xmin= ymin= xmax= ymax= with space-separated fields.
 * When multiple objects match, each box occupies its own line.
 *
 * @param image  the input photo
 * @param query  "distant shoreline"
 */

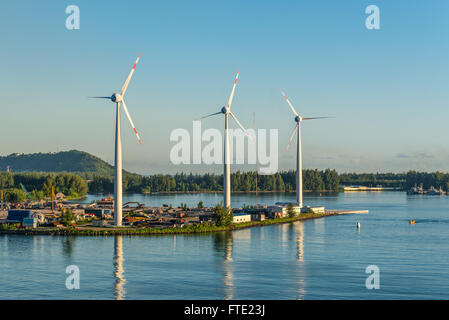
xmin=140 ymin=190 xmax=340 ymax=195
xmin=136 ymin=189 xmax=404 ymax=196
xmin=139 ymin=189 xmax=400 ymax=195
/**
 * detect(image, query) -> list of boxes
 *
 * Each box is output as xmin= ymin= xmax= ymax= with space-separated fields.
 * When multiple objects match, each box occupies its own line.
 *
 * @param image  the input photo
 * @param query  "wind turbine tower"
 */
xmin=199 ymin=70 xmax=250 ymax=208
xmin=90 ymin=53 xmax=143 ymax=226
xmin=281 ymin=90 xmax=330 ymax=208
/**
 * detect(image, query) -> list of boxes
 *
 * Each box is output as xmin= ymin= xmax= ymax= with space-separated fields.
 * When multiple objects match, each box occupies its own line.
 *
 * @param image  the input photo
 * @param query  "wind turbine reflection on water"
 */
xmin=113 ymin=236 xmax=126 ymax=300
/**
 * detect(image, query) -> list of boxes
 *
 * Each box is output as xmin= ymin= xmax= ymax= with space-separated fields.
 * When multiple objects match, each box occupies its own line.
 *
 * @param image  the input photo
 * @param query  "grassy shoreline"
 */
xmin=0 ymin=211 xmax=338 ymax=237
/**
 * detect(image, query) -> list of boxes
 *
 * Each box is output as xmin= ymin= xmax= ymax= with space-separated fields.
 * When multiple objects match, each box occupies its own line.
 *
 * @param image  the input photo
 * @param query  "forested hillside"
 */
xmin=0 ymin=150 xmax=115 ymax=175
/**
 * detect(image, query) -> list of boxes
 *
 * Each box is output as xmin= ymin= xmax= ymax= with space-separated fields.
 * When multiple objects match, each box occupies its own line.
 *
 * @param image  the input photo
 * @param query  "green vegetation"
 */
xmin=0 ymin=223 xmax=20 ymax=231
xmin=405 ymin=171 xmax=449 ymax=191
xmin=60 ymin=209 xmax=75 ymax=227
xmin=0 ymin=171 xmax=13 ymax=188
xmin=0 ymin=172 xmax=88 ymax=201
xmin=287 ymin=203 xmax=295 ymax=218
xmin=198 ymin=201 xmax=204 ymax=209
xmin=76 ymin=218 xmax=93 ymax=225
xmin=213 ymin=204 xmax=233 ymax=227
xmin=85 ymin=169 xmax=341 ymax=194
xmin=42 ymin=173 xmax=88 ymax=198
xmin=339 ymin=171 xmax=449 ymax=191
xmin=339 ymin=172 xmax=406 ymax=188
xmin=29 ymin=190 xmax=45 ymax=201
xmin=4 ymin=188 xmax=28 ymax=203
xmin=0 ymin=150 xmax=115 ymax=175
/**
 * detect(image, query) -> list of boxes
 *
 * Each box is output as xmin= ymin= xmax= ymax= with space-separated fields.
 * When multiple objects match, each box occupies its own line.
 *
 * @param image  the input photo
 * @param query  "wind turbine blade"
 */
xmin=196 ymin=111 xmax=222 ymax=120
xmin=286 ymin=123 xmax=298 ymax=152
xmin=303 ymin=116 xmax=333 ymax=120
xmin=121 ymin=52 xmax=141 ymax=97
xmin=121 ymin=99 xmax=142 ymax=145
xmin=89 ymin=96 xmax=111 ymax=99
xmin=280 ymin=89 xmax=299 ymax=117
xmin=229 ymin=111 xmax=253 ymax=140
xmin=227 ymin=70 xmax=240 ymax=109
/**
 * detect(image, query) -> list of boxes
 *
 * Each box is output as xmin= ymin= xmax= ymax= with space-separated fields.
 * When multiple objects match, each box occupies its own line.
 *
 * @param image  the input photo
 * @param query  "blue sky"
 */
xmin=0 ymin=0 xmax=448 ymax=174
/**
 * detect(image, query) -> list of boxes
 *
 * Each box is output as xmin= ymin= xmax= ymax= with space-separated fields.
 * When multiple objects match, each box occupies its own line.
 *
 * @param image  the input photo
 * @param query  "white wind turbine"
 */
xmin=281 ymin=89 xmax=331 ymax=208
xmin=199 ymin=70 xmax=250 ymax=208
xmin=90 ymin=53 xmax=143 ymax=226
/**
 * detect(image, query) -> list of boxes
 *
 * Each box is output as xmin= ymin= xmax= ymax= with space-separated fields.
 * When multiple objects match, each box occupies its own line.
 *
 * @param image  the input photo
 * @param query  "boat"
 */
xmin=426 ymin=186 xmax=446 ymax=195
xmin=407 ymin=184 xmax=424 ymax=195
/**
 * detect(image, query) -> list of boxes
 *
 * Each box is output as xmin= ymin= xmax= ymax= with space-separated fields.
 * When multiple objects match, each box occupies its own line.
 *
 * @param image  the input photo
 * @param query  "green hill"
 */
xmin=0 ymin=150 xmax=115 ymax=175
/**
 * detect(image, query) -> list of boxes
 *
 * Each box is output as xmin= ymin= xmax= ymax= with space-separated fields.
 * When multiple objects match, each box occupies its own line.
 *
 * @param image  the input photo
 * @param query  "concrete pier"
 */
xmin=325 ymin=209 xmax=369 ymax=215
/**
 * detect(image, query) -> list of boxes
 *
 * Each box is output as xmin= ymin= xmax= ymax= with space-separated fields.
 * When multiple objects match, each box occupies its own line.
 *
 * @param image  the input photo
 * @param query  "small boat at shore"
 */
xmin=426 ymin=186 xmax=446 ymax=195
xmin=407 ymin=184 xmax=446 ymax=195
xmin=407 ymin=184 xmax=424 ymax=195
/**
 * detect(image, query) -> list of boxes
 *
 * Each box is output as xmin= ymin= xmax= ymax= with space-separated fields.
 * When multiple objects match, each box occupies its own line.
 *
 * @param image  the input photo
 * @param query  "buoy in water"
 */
xmin=357 ymin=222 xmax=361 ymax=229
xmin=410 ymin=220 xmax=415 ymax=225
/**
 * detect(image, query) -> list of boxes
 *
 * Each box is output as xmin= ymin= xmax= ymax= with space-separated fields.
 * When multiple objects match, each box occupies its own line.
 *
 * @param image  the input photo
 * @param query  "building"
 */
xmin=232 ymin=212 xmax=251 ymax=223
xmin=55 ymin=192 xmax=65 ymax=200
xmin=183 ymin=216 xmax=200 ymax=225
xmin=23 ymin=217 xmax=38 ymax=229
xmin=31 ymin=212 xmax=46 ymax=224
xmin=234 ymin=208 xmax=266 ymax=222
xmin=85 ymin=208 xmax=105 ymax=218
xmin=267 ymin=204 xmax=302 ymax=218
xmin=251 ymin=212 xmax=266 ymax=221
xmin=266 ymin=206 xmax=286 ymax=218
xmin=7 ymin=210 xmax=31 ymax=223
xmin=189 ymin=211 xmax=215 ymax=223
xmin=96 ymin=196 xmax=114 ymax=207
xmin=303 ymin=206 xmax=325 ymax=214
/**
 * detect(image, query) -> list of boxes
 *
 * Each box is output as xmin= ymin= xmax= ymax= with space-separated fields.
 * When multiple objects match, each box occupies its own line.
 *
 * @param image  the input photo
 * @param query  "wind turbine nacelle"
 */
xmin=221 ymin=106 xmax=228 ymax=114
xmin=295 ymin=116 xmax=301 ymax=122
xmin=111 ymin=93 xmax=123 ymax=103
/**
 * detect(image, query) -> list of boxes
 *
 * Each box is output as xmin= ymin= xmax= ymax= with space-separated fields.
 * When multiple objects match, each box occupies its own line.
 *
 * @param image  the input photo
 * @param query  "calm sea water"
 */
xmin=1 ymin=192 xmax=449 ymax=300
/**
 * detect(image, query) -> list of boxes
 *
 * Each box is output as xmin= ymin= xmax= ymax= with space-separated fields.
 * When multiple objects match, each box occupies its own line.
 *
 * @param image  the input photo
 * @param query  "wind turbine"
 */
xmin=90 ymin=53 xmax=143 ymax=226
xmin=281 ymin=89 xmax=330 ymax=209
xmin=199 ymin=70 xmax=250 ymax=208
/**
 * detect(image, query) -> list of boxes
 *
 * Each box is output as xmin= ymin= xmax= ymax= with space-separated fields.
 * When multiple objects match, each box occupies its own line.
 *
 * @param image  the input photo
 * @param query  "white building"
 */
xmin=304 ymin=206 xmax=325 ymax=214
xmin=232 ymin=213 xmax=251 ymax=223
xmin=267 ymin=203 xmax=302 ymax=218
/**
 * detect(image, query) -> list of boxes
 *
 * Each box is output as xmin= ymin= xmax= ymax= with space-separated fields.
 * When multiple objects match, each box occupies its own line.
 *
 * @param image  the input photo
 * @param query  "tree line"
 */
xmin=3 ymin=169 xmax=449 ymax=202
xmin=0 ymin=172 xmax=88 ymax=202
xmin=338 ymin=171 xmax=449 ymax=191
xmin=339 ymin=172 xmax=406 ymax=188
xmin=404 ymin=171 xmax=449 ymax=191
xmin=86 ymin=169 xmax=340 ymax=193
